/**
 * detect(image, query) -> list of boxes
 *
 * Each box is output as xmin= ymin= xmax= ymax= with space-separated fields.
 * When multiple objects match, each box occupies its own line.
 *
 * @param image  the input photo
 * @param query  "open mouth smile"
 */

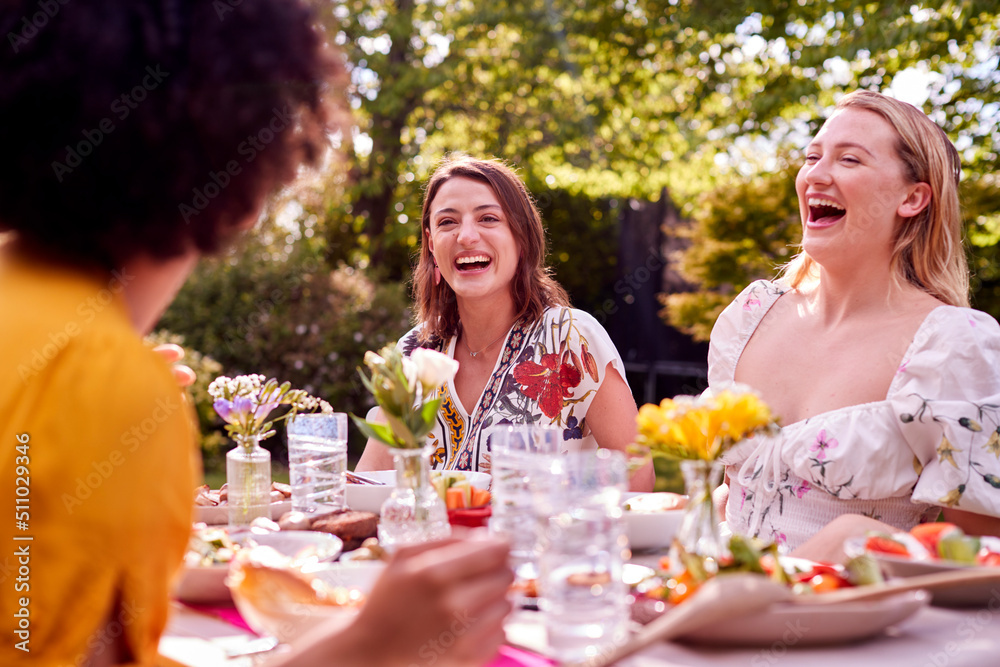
xmin=807 ymin=196 xmax=846 ymax=227
xmin=455 ymin=254 xmax=492 ymax=272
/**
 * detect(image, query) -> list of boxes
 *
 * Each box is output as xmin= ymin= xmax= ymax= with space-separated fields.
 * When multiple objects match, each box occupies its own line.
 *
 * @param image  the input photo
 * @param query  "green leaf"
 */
xmin=350 ymin=414 xmax=400 ymax=448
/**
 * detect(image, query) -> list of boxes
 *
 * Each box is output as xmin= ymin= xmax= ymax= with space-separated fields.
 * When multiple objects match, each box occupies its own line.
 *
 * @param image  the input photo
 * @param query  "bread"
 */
xmin=308 ymin=510 xmax=379 ymax=551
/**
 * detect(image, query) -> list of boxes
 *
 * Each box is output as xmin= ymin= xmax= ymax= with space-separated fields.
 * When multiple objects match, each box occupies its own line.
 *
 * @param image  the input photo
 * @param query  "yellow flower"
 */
xmin=635 ymin=386 xmax=778 ymax=461
xmin=937 ymin=436 xmax=959 ymax=469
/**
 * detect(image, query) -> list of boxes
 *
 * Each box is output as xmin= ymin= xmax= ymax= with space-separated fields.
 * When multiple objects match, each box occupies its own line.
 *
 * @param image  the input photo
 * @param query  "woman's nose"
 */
xmin=804 ymin=156 xmax=832 ymax=185
xmin=456 ymin=218 xmax=480 ymax=245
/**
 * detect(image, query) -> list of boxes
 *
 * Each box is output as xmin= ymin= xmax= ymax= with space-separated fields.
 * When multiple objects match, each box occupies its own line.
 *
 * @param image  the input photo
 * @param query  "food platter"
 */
xmin=844 ymin=536 xmax=1000 ymax=607
xmin=193 ymin=500 xmax=292 ymax=526
xmin=633 ymin=588 xmax=929 ymax=646
xmin=173 ymin=529 xmax=343 ymax=604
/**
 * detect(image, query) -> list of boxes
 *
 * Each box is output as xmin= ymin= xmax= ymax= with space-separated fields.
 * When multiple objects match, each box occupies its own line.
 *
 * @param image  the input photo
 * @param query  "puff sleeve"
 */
xmin=892 ymin=308 xmax=1000 ymax=516
xmin=708 ymin=280 xmax=788 ymax=386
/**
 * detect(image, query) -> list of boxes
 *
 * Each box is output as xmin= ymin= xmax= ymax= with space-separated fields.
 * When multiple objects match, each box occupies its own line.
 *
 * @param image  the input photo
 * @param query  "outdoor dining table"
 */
xmin=159 ymin=554 xmax=1000 ymax=667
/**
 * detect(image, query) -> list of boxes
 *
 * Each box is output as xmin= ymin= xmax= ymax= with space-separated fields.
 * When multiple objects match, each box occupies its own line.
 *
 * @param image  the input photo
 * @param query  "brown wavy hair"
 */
xmin=413 ymin=155 xmax=570 ymax=341
xmin=0 ymin=0 xmax=346 ymax=269
xmin=781 ymin=90 xmax=968 ymax=306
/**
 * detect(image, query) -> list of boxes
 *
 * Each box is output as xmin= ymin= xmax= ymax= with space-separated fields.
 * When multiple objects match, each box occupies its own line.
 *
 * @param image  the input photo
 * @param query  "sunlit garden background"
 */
xmin=153 ymin=1 xmax=1000 ymax=491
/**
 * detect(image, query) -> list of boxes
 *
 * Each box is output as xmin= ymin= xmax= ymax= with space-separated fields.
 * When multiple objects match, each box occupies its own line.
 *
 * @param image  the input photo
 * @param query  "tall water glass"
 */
xmin=535 ymin=449 xmax=630 ymax=663
xmin=489 ymin=425 xmax=560 ymax=599
xmin=286 ymin=413 xmax=348 ymax=514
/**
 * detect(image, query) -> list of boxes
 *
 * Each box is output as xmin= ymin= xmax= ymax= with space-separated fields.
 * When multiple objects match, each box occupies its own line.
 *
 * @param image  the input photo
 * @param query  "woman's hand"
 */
xmin=279 ymin=535 xmax=514 ymax=667
xmin=153 ymin=343 xmax=196 ymax=387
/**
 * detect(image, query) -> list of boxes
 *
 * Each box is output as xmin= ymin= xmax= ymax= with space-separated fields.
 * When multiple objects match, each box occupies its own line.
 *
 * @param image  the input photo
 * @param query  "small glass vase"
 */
xmin=378 ymin=444 xmax=450 ymax=550
xmin=226 ymin=434 xmax=272 ymax=527
xmin=673 ymin=459 xmax=727 ymax=571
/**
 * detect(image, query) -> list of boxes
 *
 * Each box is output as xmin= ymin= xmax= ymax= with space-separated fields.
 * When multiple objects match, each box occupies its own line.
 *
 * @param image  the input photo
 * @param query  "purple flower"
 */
xmin=563 ymin=416 xmax=582 ymax=440
xmin=214 ymin=396 xmax=253 ymax=425
xmin=793 ymin=480 xmax=811 ymax=498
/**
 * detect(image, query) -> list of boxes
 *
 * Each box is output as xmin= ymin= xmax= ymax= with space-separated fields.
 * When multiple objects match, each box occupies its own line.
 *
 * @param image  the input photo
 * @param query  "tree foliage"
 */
xmin=300 ymin=0 xmax=998 ymax=331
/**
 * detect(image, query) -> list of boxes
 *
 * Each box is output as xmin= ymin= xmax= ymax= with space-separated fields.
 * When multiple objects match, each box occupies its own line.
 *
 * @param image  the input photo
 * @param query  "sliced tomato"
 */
xmin=865 ymin=535 xmax=910 ymax=557
xmin=910 ymin=522 xmax=960 ymax=553
xmin=977 ymin=551 xmax=1000 ymax=567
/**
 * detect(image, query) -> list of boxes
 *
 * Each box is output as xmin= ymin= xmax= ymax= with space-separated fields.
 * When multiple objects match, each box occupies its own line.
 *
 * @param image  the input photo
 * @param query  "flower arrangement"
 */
xmin=636 ymin=385 xmax=779 ymax=461
xmin=352 ymin=345 xmax=459 ymax=449
xmin=208 ymin=374 xmax=332 ymax=449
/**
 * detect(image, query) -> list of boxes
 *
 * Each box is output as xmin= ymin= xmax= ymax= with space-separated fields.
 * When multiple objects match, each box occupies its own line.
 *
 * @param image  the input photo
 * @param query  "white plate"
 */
xmin=346 ymin=470 xmax=491 ymax=514
xmin=193 ymin=500 xmax=292 ymax=526
xmin=622 ymin=493 xmax=686 ymax=552
xmin=633 ymin=588 xmax=929 ymax=646
xmin=844 ymin=536 xmax=1000 ymax=607
xmin=232 ymin=560 xmax=386 ymax=643
xmin=173 ymin=530 xmax=343 ymax=604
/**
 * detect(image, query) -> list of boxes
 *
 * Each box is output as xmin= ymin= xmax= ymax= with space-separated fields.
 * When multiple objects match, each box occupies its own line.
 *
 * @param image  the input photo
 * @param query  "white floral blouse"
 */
xmin=709 ymin=280 xmax=1000 ymax=551
xmin=397 ymin=307 xmax=628 ymax=474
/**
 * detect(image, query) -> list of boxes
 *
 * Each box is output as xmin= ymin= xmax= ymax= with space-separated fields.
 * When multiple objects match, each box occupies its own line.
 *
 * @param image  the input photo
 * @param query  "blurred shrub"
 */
xmin=156 ymin=238 xmax=413 ymax=461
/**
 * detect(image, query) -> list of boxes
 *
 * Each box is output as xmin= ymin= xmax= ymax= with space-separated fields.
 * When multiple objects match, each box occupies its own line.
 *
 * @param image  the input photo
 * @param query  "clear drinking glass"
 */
xmin=286 ymin=413 xmax=348 ymax=514
xmin=535 ymin=449 xmax=631 ymax=663
xmin=489 ymin=425 xmax=561 ymax=601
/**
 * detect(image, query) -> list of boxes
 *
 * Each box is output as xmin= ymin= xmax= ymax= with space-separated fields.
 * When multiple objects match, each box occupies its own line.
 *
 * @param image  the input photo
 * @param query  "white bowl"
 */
xmin=622 ymin=492 xmax=687 ymax=552
xmin=231 ymin=560 xmax=386 ymax=643
xmin=346 ymin=470 xmax=491 ymax=514
xmin=173 ymin=530 xmax=343 ymax=604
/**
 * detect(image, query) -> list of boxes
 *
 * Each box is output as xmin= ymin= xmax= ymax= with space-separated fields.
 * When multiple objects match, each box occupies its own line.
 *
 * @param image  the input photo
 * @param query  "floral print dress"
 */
xmin=398 ymin=307 xmax=629 ymax=473
xmin=709 ymin=280 xmax=1000 ymax=551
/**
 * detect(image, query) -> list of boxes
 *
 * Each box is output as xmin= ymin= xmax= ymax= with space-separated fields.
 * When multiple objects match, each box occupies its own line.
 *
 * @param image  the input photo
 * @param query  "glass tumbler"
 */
xmin=535 ymin=449 xmax=631 ymax=663
xmin=488 ymin=425 xmax=561 ymax=602
xmin=286 ymin=413 xmax=348 ymax=514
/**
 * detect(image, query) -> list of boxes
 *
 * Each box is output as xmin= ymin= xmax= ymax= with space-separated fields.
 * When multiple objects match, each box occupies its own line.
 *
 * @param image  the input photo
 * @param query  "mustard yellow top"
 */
xmin=0 ymin=243 xmax=198 ymax=665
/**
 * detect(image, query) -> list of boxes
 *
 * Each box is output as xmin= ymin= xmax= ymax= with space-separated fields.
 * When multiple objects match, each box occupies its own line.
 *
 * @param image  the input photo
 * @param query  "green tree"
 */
xmin=657 ymin=0 xmax=1000 ymax=336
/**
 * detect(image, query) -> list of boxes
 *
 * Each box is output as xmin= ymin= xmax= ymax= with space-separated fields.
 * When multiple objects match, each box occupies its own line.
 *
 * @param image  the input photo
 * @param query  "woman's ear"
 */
xmin=898 ymin=182 xmax=932 ymax=218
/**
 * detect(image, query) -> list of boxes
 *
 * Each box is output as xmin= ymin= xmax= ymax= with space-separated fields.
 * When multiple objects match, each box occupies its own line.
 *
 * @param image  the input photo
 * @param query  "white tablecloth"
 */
xmin=505 ymin=603 xmax=1000 ymax=666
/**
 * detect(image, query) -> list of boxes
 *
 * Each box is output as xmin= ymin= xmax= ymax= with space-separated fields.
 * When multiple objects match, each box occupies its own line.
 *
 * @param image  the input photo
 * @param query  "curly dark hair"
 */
xmin=0 ymin=0 xmax=346 ymax=268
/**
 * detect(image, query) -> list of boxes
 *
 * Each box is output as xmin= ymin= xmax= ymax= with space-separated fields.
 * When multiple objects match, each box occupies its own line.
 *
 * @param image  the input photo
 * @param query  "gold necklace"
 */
xmin=463 ymin=326 xmax=510 ymax=358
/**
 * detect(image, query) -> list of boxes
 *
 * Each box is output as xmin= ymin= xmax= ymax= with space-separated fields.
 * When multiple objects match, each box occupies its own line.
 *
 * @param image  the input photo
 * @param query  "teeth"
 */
xmin=456 ymin=255 xmax=490 ymax=265
xmin=808 ymin=197 xmax=844 ymax=210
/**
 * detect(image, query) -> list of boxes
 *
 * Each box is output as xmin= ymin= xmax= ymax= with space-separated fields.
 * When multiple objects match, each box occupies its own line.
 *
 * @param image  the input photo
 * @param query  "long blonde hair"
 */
xmin=781 ymin=90 xmax=969 ymax=306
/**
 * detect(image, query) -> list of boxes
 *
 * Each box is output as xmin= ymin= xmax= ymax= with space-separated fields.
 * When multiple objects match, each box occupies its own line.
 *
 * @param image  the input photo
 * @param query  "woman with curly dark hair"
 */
xmin=0 ymin=3 xmax=511 ymax=666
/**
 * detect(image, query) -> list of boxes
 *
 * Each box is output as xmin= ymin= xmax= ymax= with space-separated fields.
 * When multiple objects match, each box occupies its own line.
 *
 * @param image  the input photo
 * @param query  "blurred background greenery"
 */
xmin=154 ymin=1 xmax=999 ymax=493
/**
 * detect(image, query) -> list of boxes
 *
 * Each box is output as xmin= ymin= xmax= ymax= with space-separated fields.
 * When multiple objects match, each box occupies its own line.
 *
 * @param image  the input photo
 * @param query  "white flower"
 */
xmin=401 ymin=356 xmax=419 ymax=393
xmin=410 ymin=348 xmax=460 ymax=394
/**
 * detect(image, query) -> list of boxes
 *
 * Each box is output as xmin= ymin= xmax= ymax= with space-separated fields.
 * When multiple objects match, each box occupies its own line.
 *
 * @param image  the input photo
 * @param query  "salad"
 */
xmin=636 ymin=536 xmax=883 ymax=605
xmin=864 ymin=522 xmax=1000 ymax=566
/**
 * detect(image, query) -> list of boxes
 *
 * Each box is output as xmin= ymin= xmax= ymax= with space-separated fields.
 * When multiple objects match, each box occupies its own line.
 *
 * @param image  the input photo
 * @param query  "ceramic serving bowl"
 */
xmin=622 ymin=492 xmax=687 ymax=552
xmin=346 ymin=470 xmax=491 ymax=514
